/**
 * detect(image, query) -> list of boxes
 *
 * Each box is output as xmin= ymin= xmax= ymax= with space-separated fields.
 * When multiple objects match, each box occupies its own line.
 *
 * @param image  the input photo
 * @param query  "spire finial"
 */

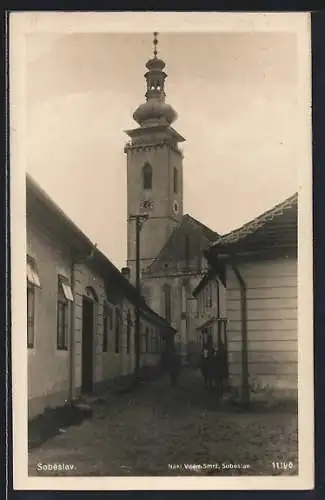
xmin=153 ymin=32 xmax=158 ymax=58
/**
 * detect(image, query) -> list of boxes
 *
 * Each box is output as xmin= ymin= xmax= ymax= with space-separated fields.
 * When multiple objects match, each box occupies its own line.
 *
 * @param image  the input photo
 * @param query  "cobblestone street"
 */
xmin=28 ymin=369 xmax=298 ymax=477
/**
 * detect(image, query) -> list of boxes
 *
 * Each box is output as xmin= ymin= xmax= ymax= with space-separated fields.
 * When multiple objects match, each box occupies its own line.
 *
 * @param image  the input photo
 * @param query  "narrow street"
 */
xmin=28 ymin=368 xmax=298 ymax=477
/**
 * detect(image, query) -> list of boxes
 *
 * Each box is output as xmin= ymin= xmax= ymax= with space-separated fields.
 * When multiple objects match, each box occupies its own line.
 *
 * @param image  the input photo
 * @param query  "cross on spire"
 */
xmin=153 ymin=32 xmax=158 ymax=57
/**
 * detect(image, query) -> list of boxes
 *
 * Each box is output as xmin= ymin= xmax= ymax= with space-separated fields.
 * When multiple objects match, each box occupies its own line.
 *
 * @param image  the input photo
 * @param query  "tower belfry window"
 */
xmin=173 ymin=167 xmax=178 ymax=194
xmin=143 ymin=163 xmax=152 ymax=190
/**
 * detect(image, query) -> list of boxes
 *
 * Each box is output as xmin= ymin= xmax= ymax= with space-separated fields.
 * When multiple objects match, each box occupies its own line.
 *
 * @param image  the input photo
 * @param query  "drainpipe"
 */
xmin=232 ymin=264 xmax=250 ymax=407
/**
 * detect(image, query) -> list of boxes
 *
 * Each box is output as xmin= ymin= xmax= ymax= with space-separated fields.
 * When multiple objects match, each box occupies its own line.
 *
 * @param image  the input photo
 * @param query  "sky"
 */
xmin=26 ymin=30 xmax=300 ymax=270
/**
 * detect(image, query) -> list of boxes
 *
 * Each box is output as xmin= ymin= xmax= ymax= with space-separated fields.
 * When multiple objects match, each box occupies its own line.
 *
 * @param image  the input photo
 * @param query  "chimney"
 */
xmin=121 ymin=267 xmax=130 ymax=280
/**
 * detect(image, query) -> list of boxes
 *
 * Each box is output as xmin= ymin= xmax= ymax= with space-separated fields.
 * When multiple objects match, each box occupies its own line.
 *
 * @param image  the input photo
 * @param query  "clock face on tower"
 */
xmin=173 ymin=200 xmax=180 ymax=215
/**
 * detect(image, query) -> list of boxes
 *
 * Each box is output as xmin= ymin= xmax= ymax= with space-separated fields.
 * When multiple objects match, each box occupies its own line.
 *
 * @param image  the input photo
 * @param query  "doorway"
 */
xmin=81 ymin=296 xmax=94 ymax=395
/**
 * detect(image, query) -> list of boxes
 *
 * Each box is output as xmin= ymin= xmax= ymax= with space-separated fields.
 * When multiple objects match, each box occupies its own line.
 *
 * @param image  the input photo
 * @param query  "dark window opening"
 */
xmin=185 ymin=235 xmax=190 ymax=269
xmin=103 ymin=304 xmax=109 ymax=352
xmin=145 ymin=326 xmax=149 ymax=353
xmin=57 ymin=276 xmax=73 ymax=350
xmin=126 ymin=310 xmax=131 ymax=354
xmin=208 ymin=283 xmax=213 ymax=308
xmin=57 ymin=296 xmax=68 ymax=350
xmin=163 ymin=284 xmax=172 ymax=323
xmin=173 ymin=167 xmax=178 ymax=194
xmin=115 ymin=309 xmax=121 ymax=354
xmin=143 ymin=163 xmax=152 ymax=190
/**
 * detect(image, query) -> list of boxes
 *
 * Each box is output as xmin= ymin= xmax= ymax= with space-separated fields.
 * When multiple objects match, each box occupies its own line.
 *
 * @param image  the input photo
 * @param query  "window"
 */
xmin=26 ymin=255 xmax=41 ymax=349
xmin=103 ymin=304 xmax=113 ymax=352
xmin=126 ymin=310 xmax=131 ymax=354
xmin=208 ymin=283 xmax=213 ymax=308
xmin=173 ymin=167 xmax=178 ymax=194
xmin=145 ymin=326 xmax=149 ymax=353
xmin=156 ymin=332 xmax=161 ymax=352
xmin=57 ymin=296 xmax=68 ymax=350
xmin=149 ymin=327 xmax=153 ymax=353
xmin=203 ymin=283 xmax=212 ymax=309
xmin=216 ymin=279 xmax=220 ymax=315
xmin=103 ymin=304 xmax=109 ymax=352
xmin=57 ymin=276 xmax=73 ymax=350
xmin=135 ymin=322 xmax=140 ymax=355
xmin=115 ymin=309 xmax=121 ymax=353
xmin=27 ymin=255 xmax=41 ymax=288
xmin=142 ymin=163 xmax=152 ymax=190
xmin=150 ymin=328 xmax=156 ymax=353
xmin=108 ymin=306 xmax=113 ymax=329
xmin=181 ymin=285 xmax=187 ymax=315
xmin=27 ymin=284 xmax=35 ymax=348
xmin=163 ymin=284 xmax=172 ymax=323
xmin=184 ymin=235 xmax=190 ymax=269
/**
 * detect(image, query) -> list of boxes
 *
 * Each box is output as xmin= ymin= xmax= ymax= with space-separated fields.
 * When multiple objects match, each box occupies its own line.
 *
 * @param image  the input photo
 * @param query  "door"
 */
xmin=82 ymin=296 xmax=94 ymax=394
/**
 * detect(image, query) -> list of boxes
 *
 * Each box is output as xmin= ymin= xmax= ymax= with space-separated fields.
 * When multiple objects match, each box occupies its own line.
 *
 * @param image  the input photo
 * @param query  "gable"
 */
xmin=143 ymin=215 xmax=219 ymax=276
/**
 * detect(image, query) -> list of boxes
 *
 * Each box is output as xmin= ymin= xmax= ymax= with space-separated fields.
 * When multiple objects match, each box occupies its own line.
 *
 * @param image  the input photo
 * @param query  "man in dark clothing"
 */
xmin=168 ymin=349 xmax=181 ymax=386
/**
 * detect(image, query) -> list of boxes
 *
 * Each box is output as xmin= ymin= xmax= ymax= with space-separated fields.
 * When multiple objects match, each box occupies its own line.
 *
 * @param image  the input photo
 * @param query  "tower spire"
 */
xmin=153 ymin=31 xmax=158 ymax=58
xmin=132 ymin=32 xmax=178 ymax=127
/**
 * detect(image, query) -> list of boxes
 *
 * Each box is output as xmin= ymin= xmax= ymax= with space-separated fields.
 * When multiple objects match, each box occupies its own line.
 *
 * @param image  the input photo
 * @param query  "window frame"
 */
xmin=103 ymin=303 xmax=109 ymax=352
xmin=126 ymin=310 xmax=131 ymax=354
xmin=173 ymin=167 xmax=178 ymax=194
xmin=27 ymin=255 xmax=41 ymax=288
xmin=144 ymin=326 xmax=150 ymax=353
xmin=142 ymin=162 xmax=153 ymax=190
xmin=56 ymin=276 xmax=71 ymax=351
xmin=115 ymin=308 xmax=121 ymax=354
xmin=57 ymin=293 xmax=68 ymax=351
xmin=163 ymin=283 xmax=172 ymax=323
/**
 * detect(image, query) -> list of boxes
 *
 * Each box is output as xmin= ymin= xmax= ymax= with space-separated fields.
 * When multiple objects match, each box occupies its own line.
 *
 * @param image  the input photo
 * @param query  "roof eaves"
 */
xmin=27 ymin=175 xmax=174 ymax=331
xmin=27 ymin=173 xmax=95 ymax=253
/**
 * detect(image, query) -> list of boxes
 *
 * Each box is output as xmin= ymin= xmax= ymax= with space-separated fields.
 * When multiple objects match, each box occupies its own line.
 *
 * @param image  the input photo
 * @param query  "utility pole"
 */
xmin=129 ymin=213 xmax=149 ymax=380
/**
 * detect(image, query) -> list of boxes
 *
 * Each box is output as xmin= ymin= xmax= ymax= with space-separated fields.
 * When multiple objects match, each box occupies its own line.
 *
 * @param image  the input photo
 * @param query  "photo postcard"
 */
xmin=9 ymin=11 xmax=314 ymax=491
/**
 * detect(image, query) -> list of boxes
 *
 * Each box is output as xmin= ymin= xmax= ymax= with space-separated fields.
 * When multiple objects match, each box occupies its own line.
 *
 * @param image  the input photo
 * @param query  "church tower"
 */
xmin=125 ymin=33 xmax=185 ymax=284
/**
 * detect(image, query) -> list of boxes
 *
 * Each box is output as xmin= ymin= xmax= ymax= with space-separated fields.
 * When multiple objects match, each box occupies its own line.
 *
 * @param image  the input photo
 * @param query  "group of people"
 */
xmin=200 ymin=341 xmax=228 ymax=396
xmin=165 ymin=337 xmax=228 ymax=398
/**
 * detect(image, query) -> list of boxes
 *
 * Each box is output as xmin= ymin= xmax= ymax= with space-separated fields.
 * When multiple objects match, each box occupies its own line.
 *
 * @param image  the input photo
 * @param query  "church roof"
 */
xmin=184 ymin=214 xmax=219 ymax=242
xmin=143 ymin=214 xmax=219 ymax=276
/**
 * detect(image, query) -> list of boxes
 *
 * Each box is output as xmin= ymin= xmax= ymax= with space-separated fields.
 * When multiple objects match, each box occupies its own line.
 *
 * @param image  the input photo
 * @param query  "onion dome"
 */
xmin=145 ymin=56 xmax=166 ymax=71
xmin=133 ymin=100 xmax=177 ymax=127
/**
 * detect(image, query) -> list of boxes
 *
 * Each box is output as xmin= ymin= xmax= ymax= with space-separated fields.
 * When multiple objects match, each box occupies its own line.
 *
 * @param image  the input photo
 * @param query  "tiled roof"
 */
xmin=210 ymin=193 xmax=298 ymax=249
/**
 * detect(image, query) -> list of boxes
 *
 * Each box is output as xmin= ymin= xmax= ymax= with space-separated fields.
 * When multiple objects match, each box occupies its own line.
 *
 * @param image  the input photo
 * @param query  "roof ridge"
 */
xmin=145 ymin=214 xmax=219 ymax=272
xmin=144 ymin=218 xmax=184 ymax=272
xmin=185 ymin=213 xmax=220 ymax=239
